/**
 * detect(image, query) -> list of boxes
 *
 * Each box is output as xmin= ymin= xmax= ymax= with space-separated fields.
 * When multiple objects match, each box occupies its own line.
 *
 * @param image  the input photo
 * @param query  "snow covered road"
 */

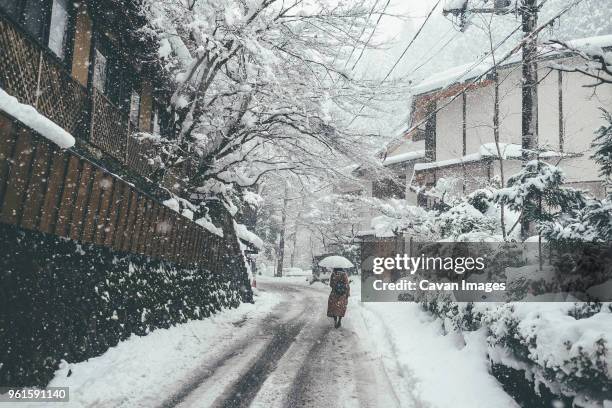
xmin=163 ymin=278 xmax=400 ymax=408
xmin=41 ymin=277 xmax=517 ymax=408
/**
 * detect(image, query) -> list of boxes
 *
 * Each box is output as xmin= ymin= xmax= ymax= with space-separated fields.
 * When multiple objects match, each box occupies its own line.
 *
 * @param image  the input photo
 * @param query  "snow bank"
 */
xmin=0 ymin=88 xmax=75 ymax=149
xmin=356 ymin=300 xmax=518 ymax=408
xmin=41 ymin=290 xmax=279 ymax=408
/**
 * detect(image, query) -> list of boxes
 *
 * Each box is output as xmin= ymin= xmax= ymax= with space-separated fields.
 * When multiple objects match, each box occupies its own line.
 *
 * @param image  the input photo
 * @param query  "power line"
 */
xmin=350 ymin=0 xmax=392 ymax=71
xmin=404 ymin=28 xmax=458 ymax=78
xmin=398 ymin=0 xmax=586 ymax=144
xmin=346 ymin=0 xmax=443 ymax=126
xmin=344 ymin=0 xmax=381 ymax=70
xmin=380 ymin=0 xmax=443 ymax=82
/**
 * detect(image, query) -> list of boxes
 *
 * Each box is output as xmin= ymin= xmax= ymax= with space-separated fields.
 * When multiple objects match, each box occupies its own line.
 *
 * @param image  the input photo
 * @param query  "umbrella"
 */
xmin=318 ymin=255 xmax=354 ymax=269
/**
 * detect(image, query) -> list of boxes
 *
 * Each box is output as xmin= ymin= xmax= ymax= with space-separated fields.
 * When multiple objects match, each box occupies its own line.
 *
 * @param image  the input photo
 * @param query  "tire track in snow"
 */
xmin=214 ymin=318 xmax=307 ymax=408
xmin=160 ymin=283 xmax=313 ymax=408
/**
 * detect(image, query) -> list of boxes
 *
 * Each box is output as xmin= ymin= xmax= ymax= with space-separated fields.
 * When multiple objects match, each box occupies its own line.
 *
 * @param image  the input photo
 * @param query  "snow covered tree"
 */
xmin=494 ymin=160 xmax=586 ymax=236
xmin=139 ymin=0 xmax=385 ymax=217
xmin=592 ymin=109 xmax=612 ymax=187
xmin=305 ymin=193 xmax=371 ymax=253
xmin=541 ymin=112 xmax=612 ymax=243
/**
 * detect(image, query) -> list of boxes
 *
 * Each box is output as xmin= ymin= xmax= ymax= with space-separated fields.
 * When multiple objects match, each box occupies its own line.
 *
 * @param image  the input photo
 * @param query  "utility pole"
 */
xmin=520 ymin=0 xmax=539 ymax=238
xmin=521 ymin=0 xmax=539 ymax=159
xmin=444 ymin=0 xmax=540 ymax=238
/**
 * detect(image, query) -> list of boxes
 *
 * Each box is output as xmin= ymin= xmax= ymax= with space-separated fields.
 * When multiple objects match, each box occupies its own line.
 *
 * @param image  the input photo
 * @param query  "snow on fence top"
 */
xmin=0 ymin=88 xmax=75 ymax=149
xmin=163 ymin=197 xmax=225 ymax=237
xmin=234 ymin=223 xmax=263 ymax=250
xmin=414 ymin=143 xmax=564 ymax=171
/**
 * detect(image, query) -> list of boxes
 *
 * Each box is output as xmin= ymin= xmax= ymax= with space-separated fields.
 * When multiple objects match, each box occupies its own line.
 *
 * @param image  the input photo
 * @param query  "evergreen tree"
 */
xmin=541 ymin=112 xmax=612 ymax=243
xmin=494 ymin=160 xmax=586 ymax=226
xmin=592 ymin=109 xmax=612 ymax=189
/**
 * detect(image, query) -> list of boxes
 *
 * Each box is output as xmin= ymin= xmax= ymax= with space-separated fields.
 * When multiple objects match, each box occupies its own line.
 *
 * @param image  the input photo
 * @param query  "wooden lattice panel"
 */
xmin=0 ymin=16 xmax=40 ymax=106
xmin=38 ymin=57 xmax=88 ymax=136
xmin=127 ymin=135 xmax=157 ymax=178
xmin=90 ymin=90 xmax=128 ymax=162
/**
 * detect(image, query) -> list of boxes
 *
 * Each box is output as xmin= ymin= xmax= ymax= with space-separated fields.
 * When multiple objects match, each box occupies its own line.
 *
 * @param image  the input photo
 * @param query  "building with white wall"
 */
xmin=385 ymin=35 xmax=612 ymax=206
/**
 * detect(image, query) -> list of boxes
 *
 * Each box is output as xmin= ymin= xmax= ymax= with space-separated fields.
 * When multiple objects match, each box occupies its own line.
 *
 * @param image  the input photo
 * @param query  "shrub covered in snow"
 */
xmin=418 ymin=296 xmax=612 ymax=406
xmin=438 ymin=202 xmax=497 ymax=239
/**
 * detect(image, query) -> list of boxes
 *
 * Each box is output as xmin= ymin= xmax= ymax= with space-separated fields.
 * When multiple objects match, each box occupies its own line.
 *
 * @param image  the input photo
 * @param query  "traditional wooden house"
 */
xmin=0 ymin=0 xmax=238 ymax=266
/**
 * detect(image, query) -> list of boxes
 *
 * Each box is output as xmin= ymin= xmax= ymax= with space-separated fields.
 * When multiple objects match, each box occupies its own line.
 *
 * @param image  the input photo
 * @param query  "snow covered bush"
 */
xmin=592 ymin=109 xmax=612 ymax=185
xmin=485 ymin=303 xmax=612 ymax=406
xmin=370 ymin=199 xmax=438 ymax=239
xmin=467 ymin=188 xmax=495 ymax=214
xmin=438 ymin=202 xmax=497 ymax=239
xmin=418 ymin=298 xmax=612 ymax=407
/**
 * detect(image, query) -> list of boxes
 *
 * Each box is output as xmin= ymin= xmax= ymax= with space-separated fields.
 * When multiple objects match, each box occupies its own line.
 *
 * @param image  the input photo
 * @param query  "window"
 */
xmin=0 ymin=0 xmax=71 ymax=60
xmin=93 ymin=49 xmax=107 ymax=93
xmin=22 ymin=0 xmax=48 ymax=41
xmin=129 ymin=90 xmax=141 ymax=127
xmin=94 ymin=36 xmax=138 ymax=110
xmin=152 ymin=107 xmax=160 ymax=134
xmin=48 ymin=0 xmax=69 ymax=58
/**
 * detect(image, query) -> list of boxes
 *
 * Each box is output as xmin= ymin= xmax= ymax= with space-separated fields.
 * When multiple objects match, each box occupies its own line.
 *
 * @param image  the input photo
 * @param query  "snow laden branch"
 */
xmin=547 ymin=38 xmax=612 ymax=87
xmin=140 ymin=0 xmax=386 ymax=213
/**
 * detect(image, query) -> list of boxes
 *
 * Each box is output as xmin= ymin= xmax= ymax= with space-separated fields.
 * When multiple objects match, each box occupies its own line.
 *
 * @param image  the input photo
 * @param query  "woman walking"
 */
xmin=327 ymin=268 xmax=350 ymax=328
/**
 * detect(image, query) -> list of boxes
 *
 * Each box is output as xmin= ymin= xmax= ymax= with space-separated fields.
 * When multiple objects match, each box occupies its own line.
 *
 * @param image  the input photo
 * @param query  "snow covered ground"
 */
xmin=29 ymin=289 xmax=279 ymax=408
xmin=29 ymin=276 xmax=521 ymax=408
xmin=349 ymin=280 xmax=518 ymax=408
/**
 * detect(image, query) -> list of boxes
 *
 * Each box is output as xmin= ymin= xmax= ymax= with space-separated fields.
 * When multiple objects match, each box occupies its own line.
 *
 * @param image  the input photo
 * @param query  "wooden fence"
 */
xmin=0 ymin=112 xmax=232 ymax=269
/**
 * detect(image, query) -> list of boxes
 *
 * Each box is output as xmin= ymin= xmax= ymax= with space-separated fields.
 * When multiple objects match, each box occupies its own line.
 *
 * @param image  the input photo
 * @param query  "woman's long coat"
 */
xmin=327 ymin=271 xmax=350 ymax=317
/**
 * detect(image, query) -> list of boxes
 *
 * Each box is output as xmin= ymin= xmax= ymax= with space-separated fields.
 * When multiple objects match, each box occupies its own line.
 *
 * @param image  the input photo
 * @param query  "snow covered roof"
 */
xmin=0 ymin=88 xmax=75 ymax=149
xmin=410 ymin=60 xmax=495 ymax=96
xmin=414 ymin=153 xmax=482 ymax=172
xmin=383 ymin=150 xmax=426 ymax=166
xmin=414 ymin=143 xmax=565 ymax=172
xmin=411 ymin=34 xmax=612 ymax=97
